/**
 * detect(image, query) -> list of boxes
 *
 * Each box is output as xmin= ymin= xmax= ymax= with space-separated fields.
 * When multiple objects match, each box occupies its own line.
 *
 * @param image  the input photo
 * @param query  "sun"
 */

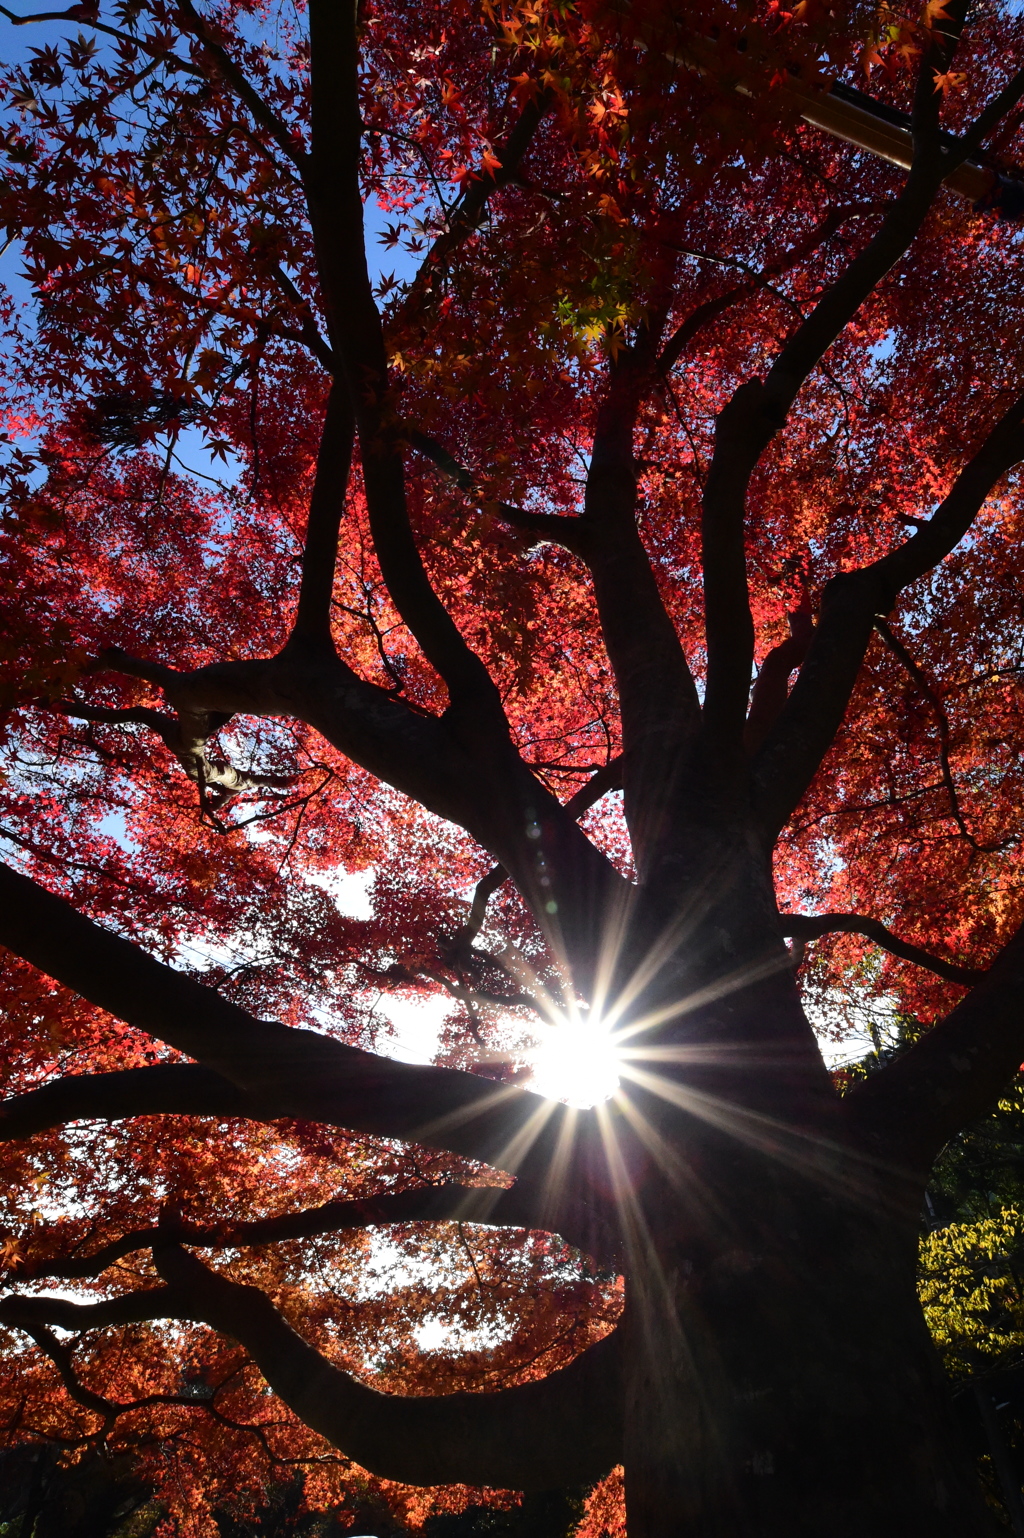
xmin=527 ymin=1012 xmax=623 ymax=1108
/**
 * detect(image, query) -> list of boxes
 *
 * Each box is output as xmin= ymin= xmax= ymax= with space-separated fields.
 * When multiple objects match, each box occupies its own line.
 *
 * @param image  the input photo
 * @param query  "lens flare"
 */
xmin=528 ymin=1013 xmax=622 ymax=1108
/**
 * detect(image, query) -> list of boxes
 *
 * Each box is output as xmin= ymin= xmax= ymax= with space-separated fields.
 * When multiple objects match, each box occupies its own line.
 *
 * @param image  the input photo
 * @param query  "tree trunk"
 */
xmin=619 ymin=1134 xmax=1000 ymax=1536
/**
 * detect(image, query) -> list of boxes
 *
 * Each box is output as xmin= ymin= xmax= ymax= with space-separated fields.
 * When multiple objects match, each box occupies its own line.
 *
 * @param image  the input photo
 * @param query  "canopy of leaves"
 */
xmin=3 ymin=0 xmax=1024 ymax=1531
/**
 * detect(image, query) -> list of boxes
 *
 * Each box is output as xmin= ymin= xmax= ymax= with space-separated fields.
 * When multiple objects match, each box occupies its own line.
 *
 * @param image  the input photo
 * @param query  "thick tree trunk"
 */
xmin=619 ymin=1137 xmax=1000 ymax=1536
xmin=602 ymin=830 xmax=1002 ymax=1536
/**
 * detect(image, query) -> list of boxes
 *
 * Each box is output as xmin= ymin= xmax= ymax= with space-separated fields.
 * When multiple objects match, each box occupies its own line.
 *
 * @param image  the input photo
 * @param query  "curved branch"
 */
xmin=0 ymin=1287 xmax=184 ymax=1335
xmin=0 ymin=1291 xmax=231 ymax=1430
xmin=22 ymin=1184 xmax=550 ymax=1281
xmin=743 ymin=604 xmax=813 ymax=754
xmin=51 ymin=699 xmax=294 ymax=811
xmin=160 ymin=1244 xmax=622 ymax=1489
xmin=174 ymin=0 xmax=307 ymax=170
xmin=405 ymin=427 xmax=587 ymax=551
xmin=700 ymin=22 xmax=968 ymax=753
xmin=753 ymin=387 xmax=1024 ymax=840
xmin=579 ymin=355 xmax=703 ymax=874
xmin=86 ymin=644 xmax=632 ymax=997
xmin=17 ymin=1322 xmax=116 ymax=1429
xmin=0 ymin=860 xmax=568 ymax=1171
xmin=760 ymin=9 xmax=968 ymax=418
xmin=302 ymin=1 xmax=510 ymax=734
xmin=873 ymin=617 xmax=993 ymax=850
xmin=88 ymin=645 xmax=504 ymax=842
xmin=448 ymin=757 xmax=625 ymax=953
xmin=844 ymin=920 xmax=1024 ymax=1171
xmin=656 ymin=201 xmax=882 ymax=378
xmin=0 ymin=1252 xmax=623 ymax=1490
xmin=267 ymin=262 xmax=336 ymax=371
xmin=0 ymin=860 xmax=633 ymax=1271
xmin=396 ymin=90 xmax=552 ymax=332
xmin=0 ymin=1058 xmax=619 ymax=1269
xmin=781 ymin=912 xmax=983 ymax=987
xmin=0 ymin=1063 xmax=249 ymax=1140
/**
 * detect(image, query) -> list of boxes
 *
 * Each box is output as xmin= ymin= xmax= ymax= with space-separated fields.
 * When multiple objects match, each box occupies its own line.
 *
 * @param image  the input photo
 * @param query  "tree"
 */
xmin=3 ymin=0 xmax=1024 ymax=1530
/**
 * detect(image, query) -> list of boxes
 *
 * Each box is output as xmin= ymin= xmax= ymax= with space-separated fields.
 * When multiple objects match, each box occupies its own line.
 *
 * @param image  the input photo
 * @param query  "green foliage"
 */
xmin=928 ymin=1080 xmax=1024 ymax=1229
xmin=920 ymin=1206 xmax=1024 ymax=1379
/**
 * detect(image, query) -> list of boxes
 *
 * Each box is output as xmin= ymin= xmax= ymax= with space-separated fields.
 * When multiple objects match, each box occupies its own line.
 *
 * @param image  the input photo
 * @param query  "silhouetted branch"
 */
xmin=0 ymin=1064 xmax=249 ymax=1141
xmin=753 ymin=388 xmax=1024 ymax=840
xmin=0 ymin=859 xmax=568 ymax=1172
xmin=781 ymin=912 xmax=983 ymax=986
xmin=657 ymin=202 xmax=881 ymax=377
xmin=406 ymin=427 xmax=587 ymax=550
xmin=744 ymin=604 xmax=814 ymax=754
xmin=701 ymin=17 xmax=968 ymax=752
xmin=447 ymin=756 xmax=625 ymax=954
xmin=87 ymin=639 xmax=631 ymax=991
xmin=19 ymin=1183 xmax=543 ymax=1281
xmin=175 ymin=0 xmax=307 ymax=170
xmin=160 ymin=1244 xmax=623 ymax=1489
xmin=292 ymin=383 xmax=356 ymax=641
xmin=51 ymin=698 xmax=294 ymax=811
xmin=398 ymin=90 xmax=552 ymax=328
xmin=845 ymin=919 xmax=1024 ymax=1171
xmin=1 ymin=1248 xmax=622 ymax=1487
xmin=583 ymin=356 xmax=703 ymax=871
xmin=873 ymin=617 xmax=998 ymax=851
xmin=303 ymin=0 xmax=511 ymax=735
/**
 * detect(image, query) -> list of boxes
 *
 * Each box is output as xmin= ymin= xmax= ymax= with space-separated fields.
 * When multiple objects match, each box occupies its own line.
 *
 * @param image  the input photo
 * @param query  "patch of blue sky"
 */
xmin=0 ymin=5 xmax=422 ymax=487
xmin=867 ymin=327 xmax=895 ymax=367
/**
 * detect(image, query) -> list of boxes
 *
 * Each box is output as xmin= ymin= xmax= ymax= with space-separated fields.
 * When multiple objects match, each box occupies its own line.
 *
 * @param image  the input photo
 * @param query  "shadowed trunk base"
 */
xmin=619 ymin=1141 xmax=1001 ymax=1537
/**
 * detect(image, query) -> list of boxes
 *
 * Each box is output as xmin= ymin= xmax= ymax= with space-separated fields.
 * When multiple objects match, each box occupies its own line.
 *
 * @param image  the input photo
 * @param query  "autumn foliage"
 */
xmin=3 ymin=0 xmax=1024 ymax=1533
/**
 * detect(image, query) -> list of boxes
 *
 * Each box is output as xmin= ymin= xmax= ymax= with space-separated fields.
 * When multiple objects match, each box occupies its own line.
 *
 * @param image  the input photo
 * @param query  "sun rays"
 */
xmin=398 ymin=878 xmax=864 ymax=1258
xmin=529 ymin=1011 xmax=624 ymax=1107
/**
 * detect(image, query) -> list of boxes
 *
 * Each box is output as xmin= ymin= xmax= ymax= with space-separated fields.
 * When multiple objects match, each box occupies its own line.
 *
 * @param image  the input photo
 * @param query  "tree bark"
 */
xmin=617 ymin=1105 xmax=1001 ymax=1537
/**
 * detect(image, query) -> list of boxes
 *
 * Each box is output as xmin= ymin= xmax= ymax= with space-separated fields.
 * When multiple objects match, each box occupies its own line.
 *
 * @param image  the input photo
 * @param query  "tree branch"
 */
xmin=656 ymin=202 xmax=882 ymax=379
xmin=50 ymin=698 xmax=294 ymax=811
xmin=0 ymin=1063 xmax=249 ymax=1140
xmin=302 ymin=0 xmax=509 ymax=734
xmin=291 ymin=383 xmax=356 ymax=641
xmin=267 ymin=262 xmax=336 ymax=371
xmin=446 ymin=756 xmax=625 ymax=955
xmin=405 ymin=427 xmax=587 ymax=551
xmin=873 ymin=617 xmax=992 ymax=850
xmin=844 ymin=921 xmax=1024 ymax=1171
xmin=19 ymin=1183 xmax=545 ymax=1281
xmin=15 ymin=1322 xmax=117 ymax=1430
xmin=699 ymin=17 xmax=968 ymax=752
xmin=760 ymin=7 xmax=968 ymax=419
xmin=2 ymin=1247 xmax=623 ymax=1490
xmin=87 ymin=639 xmax=632 ymax=996
xmin=87 ymin=646 xmax=501 ymax=841
xmin=0 ymin=1287 xmax=185 ymax=1335
xmin=174 ymin=0 xmax=307 ymax=170
xmin=0 ymin=4 xmax=207 ymax=81
xmin=576 ymin=352 xmax=703 ymax=874
xmin=752 ymin=387 xmax=1024 ymax=840
xmin=781 ymin=912 xmax=983 ymax=987
xmin=0 ymin=1291 xmax=243 ymax=1431
xmin=960 ymin=64 xmax=1024 ymax=161
xmin=395 ymin=90 xmax=552 ymax=332
xmin=743 ymin=602 xmax=814 ymax=755
xmin=0 ymin=1057 xmax=618 ymax=1267
xmin=0 ymin=860 xmax=563 ymax=1165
